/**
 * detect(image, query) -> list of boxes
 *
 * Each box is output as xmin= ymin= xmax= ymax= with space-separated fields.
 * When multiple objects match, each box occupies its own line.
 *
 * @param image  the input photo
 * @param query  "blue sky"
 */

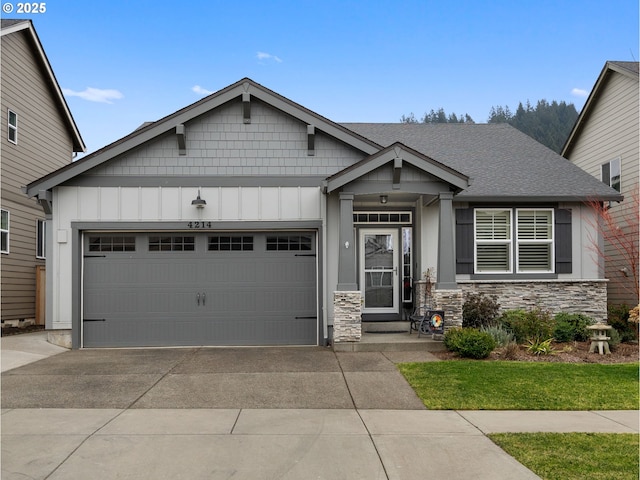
xmin=4 ymin=0 xmax=638 ymax=155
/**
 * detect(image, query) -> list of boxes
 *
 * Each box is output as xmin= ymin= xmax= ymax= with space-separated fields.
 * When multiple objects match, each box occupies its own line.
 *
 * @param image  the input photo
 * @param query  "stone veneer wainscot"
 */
xmin=458 ymin=280 xmax=609 ymax=322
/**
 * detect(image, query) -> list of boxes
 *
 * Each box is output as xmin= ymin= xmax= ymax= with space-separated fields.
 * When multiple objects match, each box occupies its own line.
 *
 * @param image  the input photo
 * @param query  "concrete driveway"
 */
xmin=3 ymin=337 xmax=637 ymax=479
xmin=1 ymin=346 xmax=433 ymax=410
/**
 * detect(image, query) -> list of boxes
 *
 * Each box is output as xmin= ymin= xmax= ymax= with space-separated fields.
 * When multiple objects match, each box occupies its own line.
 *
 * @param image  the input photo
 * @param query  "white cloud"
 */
xmin=571 ymin=88 xmax=589 ymax=98
xmin=192 ymin=85 xmax=213 ymax=96
xmin=256 ymin=51 xmax=282 ymax=63
xmin=62 ymin=87 xmax=123 ymax=104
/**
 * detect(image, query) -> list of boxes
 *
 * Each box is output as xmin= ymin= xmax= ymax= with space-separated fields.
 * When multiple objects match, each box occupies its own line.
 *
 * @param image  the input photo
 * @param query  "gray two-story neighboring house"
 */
xmin=25 ymin=78 xmax=621 ymax=349
xmin=1 ymin=19 xmax=85 ymax=326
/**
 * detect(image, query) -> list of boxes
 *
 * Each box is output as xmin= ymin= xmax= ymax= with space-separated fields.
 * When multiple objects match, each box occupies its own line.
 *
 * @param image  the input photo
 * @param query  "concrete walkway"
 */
xmin=1 ymin=332 xmax=638 ymax=480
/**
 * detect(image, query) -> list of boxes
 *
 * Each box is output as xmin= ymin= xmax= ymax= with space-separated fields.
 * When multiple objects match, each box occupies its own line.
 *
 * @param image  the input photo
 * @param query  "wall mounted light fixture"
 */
xmin=380 ymin=195 xmax=388 ymax=204
xmin=191 ymin=189 xmax=206 ymax=209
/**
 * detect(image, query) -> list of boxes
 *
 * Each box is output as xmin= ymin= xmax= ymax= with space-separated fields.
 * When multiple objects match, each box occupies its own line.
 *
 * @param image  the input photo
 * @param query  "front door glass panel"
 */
xmin=360 ymin=230 xmax=398 ymax=313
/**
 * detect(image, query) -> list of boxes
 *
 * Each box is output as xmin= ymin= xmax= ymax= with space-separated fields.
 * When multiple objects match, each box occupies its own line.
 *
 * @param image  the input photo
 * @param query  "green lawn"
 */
xmin=398 ymin=361 xmax=639 ymax=410
xmin=489 ymin=433 xmax=640 ymax=480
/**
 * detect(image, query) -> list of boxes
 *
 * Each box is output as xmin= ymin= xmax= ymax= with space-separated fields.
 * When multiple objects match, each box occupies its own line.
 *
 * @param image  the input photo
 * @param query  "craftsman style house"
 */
xmin=25 ymin=78 xmax=621 ymax=348
xmin=1 ymin=19 xmax=85 ymax=326
xmin=562 ymin=61 xmax=639 ymax=306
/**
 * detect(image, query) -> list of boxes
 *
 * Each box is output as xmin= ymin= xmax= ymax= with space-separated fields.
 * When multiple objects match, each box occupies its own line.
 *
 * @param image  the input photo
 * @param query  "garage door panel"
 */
xmin=83 ymin=231 xmax=317 ymax=347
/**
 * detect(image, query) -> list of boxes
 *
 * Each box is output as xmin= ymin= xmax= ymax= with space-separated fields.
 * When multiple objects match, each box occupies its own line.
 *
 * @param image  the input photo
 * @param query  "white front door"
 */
xmin=360 ymin=229 xmax=399 ymax=314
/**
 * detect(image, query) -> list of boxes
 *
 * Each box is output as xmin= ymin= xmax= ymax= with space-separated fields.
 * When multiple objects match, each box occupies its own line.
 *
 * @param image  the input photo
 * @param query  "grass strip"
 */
xmin=398 ymin=361 xmax=639 ymax=410
xmin=489 ymin=433 xmax=639 ymax=480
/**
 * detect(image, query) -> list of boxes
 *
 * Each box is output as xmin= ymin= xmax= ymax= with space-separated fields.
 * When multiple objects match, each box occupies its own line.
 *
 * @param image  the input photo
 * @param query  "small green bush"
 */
xmin=608 ymin=328 xmax=621 ymax=350
xmin=553 ymin=312 xmax=592 ymax=342
xmin=480 ymin=324 xmax=515 ymax=347
xmin=607 ymin=304 xmax=637 ymax=342
xmin=444 ymin=327 xmax=496 ymax=359
xmin=462 ymin=293 xmax=500 ymax=328
xmin=443 ymin=327 xmax=464 ymax=352
xmin=499 ymin=308 xmax=556 ymax=344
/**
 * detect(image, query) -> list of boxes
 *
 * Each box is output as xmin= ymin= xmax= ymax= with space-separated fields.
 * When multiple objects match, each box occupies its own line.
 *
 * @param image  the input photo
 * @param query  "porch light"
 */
xmin=191 ymin=190 xmax=206 ymax=208
xmin=380 ymin=195 xmax=388 ymax=204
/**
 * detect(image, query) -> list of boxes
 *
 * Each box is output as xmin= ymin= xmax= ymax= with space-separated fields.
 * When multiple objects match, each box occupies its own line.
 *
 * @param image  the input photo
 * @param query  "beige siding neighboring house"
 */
xmin=562 ymin=61 xmax=639 ymax=306
xmin=1 ymin=19 xmax=84 ymax=323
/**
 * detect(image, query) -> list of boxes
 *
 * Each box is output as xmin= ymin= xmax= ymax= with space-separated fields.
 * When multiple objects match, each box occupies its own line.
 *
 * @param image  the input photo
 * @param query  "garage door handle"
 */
xmin=202 ymin=293 xmax=206 ymax=306
xmin=196 ymin=293 xmax=200 ymax=305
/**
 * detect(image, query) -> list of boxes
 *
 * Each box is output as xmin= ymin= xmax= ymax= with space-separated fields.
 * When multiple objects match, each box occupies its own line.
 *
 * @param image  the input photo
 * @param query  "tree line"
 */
xmin=401 ymin=99 xmax=579 ymax=153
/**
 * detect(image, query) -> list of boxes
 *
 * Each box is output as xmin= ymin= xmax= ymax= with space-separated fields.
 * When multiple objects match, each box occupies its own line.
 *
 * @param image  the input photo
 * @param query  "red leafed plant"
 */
xmin=584 ymin=185 xmax=639 ymax=302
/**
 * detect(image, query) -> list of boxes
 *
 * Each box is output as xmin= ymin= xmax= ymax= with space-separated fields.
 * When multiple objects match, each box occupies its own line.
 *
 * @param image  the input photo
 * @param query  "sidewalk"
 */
xmin=1 ymin=330 xmax=67 ymax=373
xmin=1 ymin=331 xmax=638 ymax=480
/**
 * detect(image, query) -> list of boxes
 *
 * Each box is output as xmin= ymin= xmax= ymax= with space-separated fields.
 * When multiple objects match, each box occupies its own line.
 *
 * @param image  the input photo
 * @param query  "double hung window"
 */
xmin=474 ymin=208 xmax=554 ymax=274
xmin=8 ymin=110 xmax=17 ymax=144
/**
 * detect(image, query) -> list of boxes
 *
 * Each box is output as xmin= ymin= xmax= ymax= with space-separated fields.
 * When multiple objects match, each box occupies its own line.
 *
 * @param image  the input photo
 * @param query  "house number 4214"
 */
xmin=187 ymin=221 xmax=212 ymax=229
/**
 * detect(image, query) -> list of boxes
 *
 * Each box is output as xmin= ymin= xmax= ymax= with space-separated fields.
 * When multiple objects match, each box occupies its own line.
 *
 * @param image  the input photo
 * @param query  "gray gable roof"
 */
xmin=342 ymin=122 xmax=623 ymax=202
xmin=24 ymin=77 xmax=621 ymax=203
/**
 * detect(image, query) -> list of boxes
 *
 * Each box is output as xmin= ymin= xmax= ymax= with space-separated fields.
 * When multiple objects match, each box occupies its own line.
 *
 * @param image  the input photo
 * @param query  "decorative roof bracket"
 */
xmin=176 ymin=124 xmax=186 ymax=155
xmin=242 ymin=92 xmax=251 ymax=124
xmin=307 ymin=125 xmax=315 ymax=156
xmin=393 ymin=157 xmax=402 ymax=189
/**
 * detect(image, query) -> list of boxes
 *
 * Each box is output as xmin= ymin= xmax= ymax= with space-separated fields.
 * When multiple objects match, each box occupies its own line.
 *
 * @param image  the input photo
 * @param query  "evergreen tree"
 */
xmin=400 ymin=108 xmax=474 ymax=124
xmin=487 ymin=99 xmax=578 ymax=152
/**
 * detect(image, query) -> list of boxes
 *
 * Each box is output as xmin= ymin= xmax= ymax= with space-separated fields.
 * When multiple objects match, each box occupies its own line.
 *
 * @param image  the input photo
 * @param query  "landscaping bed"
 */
xmin=431 ymin=339 xmax=639 ymax=364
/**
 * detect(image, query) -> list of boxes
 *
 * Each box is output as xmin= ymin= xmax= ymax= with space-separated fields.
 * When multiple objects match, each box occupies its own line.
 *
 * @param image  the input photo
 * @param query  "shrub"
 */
xmin=444 ymin=327 xmax=496 ymax=359
xmin=499 ymin=308 xmax=556 ymax=344
xmin=553 ymin=312 xmax=592 ymax=342
xmin=462 ymin=293 xmax=500 ymax=328
xmin=608 ymin=328 xmax=621 ymax=350
xmin=526 ymin=337 xmax=556 ymax=355
xmin=480 ymin=324 xmax=515 ymax=347
xmin=443 ymin=327 xmax=464 ymax=352
xmin=502 ymin=342 xmax=520 ymax=360
xmin=607 ymin=304 xmax=637 ymax=342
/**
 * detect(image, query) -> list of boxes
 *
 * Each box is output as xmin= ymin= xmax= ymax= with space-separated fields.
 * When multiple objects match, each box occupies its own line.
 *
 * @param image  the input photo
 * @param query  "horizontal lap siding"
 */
xmin=1 ymin=30 xmax=74 ymax=320
xmin=566 ymin=71 xmax=639 ymax=305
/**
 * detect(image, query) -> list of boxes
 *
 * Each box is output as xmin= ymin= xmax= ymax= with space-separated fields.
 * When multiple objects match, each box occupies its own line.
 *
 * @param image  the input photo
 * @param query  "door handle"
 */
xmin=196 ymin=293 xmax=200 ymax=306
xmin=202 ymin=293 xmax=206 ymax=306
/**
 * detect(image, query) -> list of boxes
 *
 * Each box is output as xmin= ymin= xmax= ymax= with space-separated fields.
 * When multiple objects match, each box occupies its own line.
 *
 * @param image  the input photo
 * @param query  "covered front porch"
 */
xmin=324 ymin=143 xmax=470 ymax=348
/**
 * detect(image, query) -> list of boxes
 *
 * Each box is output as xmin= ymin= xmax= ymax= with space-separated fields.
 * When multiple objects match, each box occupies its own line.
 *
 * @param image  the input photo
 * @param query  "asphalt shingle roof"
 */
xmin=340 ymin=122 xmax=622 ymax=201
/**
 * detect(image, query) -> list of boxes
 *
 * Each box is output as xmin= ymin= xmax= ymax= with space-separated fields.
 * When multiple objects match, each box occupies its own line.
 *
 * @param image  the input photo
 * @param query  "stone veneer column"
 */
xmin=333 ymin=291 xmax=362 ymax=343
xmin=432 ymin=289 xmax=463 ymax=329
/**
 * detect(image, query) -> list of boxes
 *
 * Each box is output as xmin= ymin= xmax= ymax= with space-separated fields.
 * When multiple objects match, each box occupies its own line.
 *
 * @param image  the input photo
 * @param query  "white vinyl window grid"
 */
xmin=516 ymin=209 xmax=554 ymax=273
xmin=36 ymin=219 xmax=46 ymax=259
xmin=8 ymin=110 xmax=17 ymax=144
xmin=601 ymin=157 xmax=621 ymax=192
xmin=1 ymin=210 xmax=9 ymax=254
xmin=474 ymin=209 xmax=513 ymax=273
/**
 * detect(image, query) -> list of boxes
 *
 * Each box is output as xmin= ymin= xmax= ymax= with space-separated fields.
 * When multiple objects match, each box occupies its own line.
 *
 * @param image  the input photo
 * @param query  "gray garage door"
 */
xmin=82 ymin=232 xmax=318 ymax=347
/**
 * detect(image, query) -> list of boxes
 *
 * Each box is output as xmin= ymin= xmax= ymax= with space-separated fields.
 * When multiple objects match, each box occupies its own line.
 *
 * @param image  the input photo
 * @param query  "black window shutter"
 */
xmin=555 ymin=209 xmax=572 ymax=274
xmin=456 ymin=208 xmax=474 ymax=274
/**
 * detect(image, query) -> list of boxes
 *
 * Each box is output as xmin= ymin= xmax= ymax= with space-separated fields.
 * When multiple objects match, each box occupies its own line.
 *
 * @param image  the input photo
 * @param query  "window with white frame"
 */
xmin=601 ymin=157 xmax=621 ymax=192
xmin=1 ymin=210 xmax=9 ymax=254
xmin=516 ymin=209 xmax=554 ymax=273
xmin=474 ymin=209 xmax=512 ymax=273
xmin=474 ymin=208 xmax=555 ymax=274
xmin=36 ymin=219 xmax=46 ymax=259
xmin=8 ymin=110 xmax=17 ymax=144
